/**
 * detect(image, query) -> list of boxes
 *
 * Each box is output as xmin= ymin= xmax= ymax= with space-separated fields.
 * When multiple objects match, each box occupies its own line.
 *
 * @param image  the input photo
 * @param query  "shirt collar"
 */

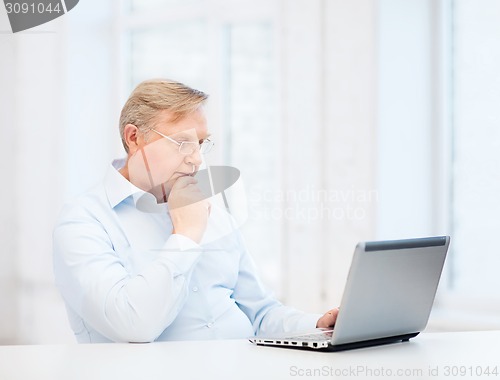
xmin=104 ymin=159 xmax=169 ymax=214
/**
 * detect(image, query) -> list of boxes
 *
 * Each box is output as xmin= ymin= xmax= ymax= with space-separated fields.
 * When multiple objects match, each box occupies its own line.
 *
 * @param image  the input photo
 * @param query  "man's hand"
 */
xmin=316 ymin=307 xmax=340 ymax=329
xmin=168 ymin=176 xmax=210 ymax=244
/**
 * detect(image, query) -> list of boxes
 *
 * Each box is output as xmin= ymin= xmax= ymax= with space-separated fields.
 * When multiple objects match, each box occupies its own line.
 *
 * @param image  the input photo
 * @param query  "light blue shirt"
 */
xmin=53 ymin=160 xmax=320 ymax=343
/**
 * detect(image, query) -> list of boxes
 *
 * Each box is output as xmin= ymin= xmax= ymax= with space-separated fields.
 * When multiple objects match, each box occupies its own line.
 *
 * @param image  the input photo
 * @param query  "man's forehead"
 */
xmin=155 ymin=109 xmax=209 ymax=139
xmin=169 ymin=129 xmax=208 ymax=139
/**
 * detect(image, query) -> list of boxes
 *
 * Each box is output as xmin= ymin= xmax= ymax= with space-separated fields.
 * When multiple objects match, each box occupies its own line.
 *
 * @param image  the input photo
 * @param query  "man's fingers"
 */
xmin=327 ymin=307 xmax=339 ymax=315
xmin=172 ymin=176 xmax=198 ymax=189
xmin=168 ymin=176 xmax=208 ymax=210
xmin=326 ymin=308 xmax=340 ymax=326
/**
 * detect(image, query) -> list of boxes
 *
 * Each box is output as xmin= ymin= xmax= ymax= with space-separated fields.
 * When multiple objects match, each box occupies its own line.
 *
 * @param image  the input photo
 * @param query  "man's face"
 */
xmin=126 ymin=108 xmax=210 ymax=201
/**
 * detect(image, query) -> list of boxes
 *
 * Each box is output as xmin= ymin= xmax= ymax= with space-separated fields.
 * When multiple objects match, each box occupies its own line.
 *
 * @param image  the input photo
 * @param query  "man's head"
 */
xmin=119 ymin=79 xmax=208 ymax=153
xmin=119 ymin=79 xmax=211 ymax=201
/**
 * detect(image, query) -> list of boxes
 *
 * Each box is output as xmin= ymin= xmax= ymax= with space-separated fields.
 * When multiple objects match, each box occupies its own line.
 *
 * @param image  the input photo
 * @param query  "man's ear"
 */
xmin=123 ymin=124 xmax=141 ymax=154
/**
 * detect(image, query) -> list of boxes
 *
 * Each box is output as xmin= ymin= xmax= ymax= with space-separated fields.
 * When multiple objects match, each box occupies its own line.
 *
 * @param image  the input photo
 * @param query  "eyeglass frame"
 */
xmin=149 ymin=128 xmax=214 ymax=155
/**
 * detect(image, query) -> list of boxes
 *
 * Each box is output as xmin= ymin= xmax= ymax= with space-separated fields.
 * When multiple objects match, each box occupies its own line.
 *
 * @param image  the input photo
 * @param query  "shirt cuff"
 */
xmin=297 ymin=313 xmax=324 ymax=331
xmin=158 ymin=234 xmax=202 ymax=274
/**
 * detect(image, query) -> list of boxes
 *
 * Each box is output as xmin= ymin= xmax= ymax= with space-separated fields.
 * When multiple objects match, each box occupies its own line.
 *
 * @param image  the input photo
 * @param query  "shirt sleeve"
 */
xmin=53 ymin=203 xmax=201 ymax=343
xmin=230 ymin=231 xmax=322 ymax=336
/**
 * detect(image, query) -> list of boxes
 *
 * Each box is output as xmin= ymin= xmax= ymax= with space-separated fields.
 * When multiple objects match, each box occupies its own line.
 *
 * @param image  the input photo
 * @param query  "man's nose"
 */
xmin=185 ymin=147 xmax=203 ymax=167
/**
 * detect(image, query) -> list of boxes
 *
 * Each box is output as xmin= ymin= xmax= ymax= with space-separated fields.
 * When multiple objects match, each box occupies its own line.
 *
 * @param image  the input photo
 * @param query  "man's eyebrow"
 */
xmin=173 ymin=132 xmax=211 ymax=140
xmin=170 ymin=132 xmax=196 ymax=140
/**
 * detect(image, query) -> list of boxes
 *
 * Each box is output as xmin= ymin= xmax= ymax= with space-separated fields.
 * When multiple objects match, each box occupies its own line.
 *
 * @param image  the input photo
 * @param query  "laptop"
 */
xmin=250 ymin=236 xmax=450 ymax=351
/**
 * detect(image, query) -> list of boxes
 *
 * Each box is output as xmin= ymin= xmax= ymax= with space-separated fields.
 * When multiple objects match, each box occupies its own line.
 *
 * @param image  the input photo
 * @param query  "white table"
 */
xmin=1 ymin=331 xmax=499 ymax=380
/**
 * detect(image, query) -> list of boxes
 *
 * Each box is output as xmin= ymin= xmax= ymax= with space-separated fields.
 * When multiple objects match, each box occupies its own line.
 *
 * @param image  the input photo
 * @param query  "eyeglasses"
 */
xmin=150 ymin=129 xmax=214 ymax=155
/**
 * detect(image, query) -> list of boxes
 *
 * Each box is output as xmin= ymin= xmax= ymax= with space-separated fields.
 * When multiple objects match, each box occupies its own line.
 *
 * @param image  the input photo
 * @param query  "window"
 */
xmin=374 ymin=0 xmax=500 ymax=330
xmin=450 ymin=0 xmax=500 ymax=300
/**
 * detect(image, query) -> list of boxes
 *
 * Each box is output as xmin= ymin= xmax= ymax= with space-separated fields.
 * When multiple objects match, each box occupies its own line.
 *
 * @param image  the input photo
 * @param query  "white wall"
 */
xmin=0 ymin=10 xmax=70 ymax=343
xmin=62 ymin=0 xmax=122 ymax=199
xmin=0 ymin=7 xmax=19 ymax=344
xmin=0 ymin=0 xmax=121 ymax=344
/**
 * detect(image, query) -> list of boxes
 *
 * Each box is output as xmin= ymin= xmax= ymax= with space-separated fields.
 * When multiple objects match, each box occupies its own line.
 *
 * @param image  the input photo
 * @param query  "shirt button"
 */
xmin=192 ymin=286 xmax=198 ymax=292
xmin=206 ymin=322 xmax=214 ymax=328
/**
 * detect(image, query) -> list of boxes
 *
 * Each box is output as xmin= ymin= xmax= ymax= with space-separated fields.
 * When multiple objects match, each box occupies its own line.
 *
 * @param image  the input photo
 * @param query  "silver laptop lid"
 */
xmin=331 ymin=236 xmax=450 ymax=345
